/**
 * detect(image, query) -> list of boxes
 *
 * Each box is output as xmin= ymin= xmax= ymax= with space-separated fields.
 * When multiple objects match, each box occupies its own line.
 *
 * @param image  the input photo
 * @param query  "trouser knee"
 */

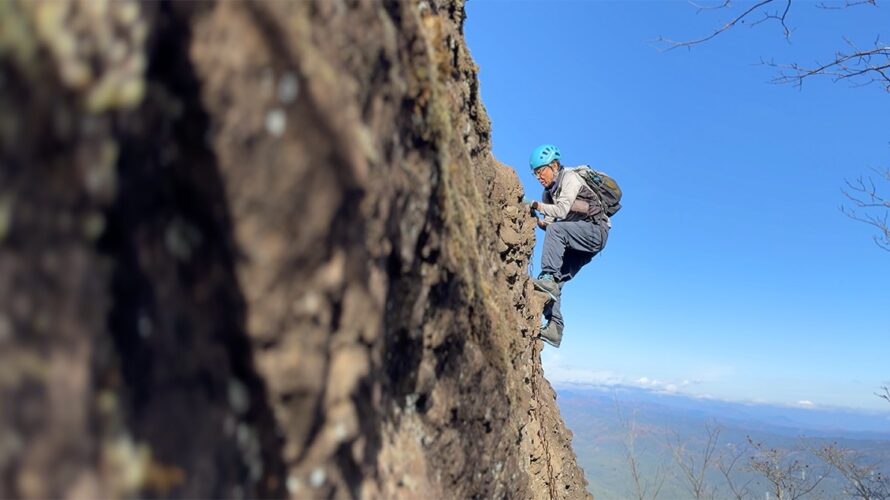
xmin=546 ymin=223 xmax=567 ymax=237
xmin=544 ymin=224 xmax=569 ymax=249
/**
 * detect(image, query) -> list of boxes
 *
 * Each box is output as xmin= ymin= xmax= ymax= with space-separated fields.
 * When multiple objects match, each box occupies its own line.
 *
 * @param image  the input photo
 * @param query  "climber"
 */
xmin=525 ymin=144 xmax=610 ymax=348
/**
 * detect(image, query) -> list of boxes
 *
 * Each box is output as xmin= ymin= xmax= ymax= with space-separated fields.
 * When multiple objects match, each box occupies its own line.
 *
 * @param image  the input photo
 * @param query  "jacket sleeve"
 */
xmin=540 ymin=190 xmax=555 ymax=225
xmin=537 ymin=171 xmax=582 ymax=220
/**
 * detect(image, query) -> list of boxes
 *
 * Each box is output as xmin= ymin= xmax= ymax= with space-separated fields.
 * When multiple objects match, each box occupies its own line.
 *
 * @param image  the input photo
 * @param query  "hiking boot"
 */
xmin=540 ymin=322 xmax=563 ymax=348
xmin=533 ymin=274 xmax=561 ymax=303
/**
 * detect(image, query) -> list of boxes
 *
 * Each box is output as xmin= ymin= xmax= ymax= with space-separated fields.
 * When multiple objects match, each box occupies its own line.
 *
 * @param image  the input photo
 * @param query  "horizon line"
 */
xmin=552 ymin=379 xmax=890 ymax=416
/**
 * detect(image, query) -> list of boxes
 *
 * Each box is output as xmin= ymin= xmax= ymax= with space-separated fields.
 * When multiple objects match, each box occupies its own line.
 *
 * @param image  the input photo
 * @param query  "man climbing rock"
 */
xmin=525 ymin=144 xmax=615 ymax=348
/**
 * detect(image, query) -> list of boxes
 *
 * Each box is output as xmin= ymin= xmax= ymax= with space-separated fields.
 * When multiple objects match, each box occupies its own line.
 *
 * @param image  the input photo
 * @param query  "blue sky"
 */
xmin=465 ymin=1 xmax=890 ymax=412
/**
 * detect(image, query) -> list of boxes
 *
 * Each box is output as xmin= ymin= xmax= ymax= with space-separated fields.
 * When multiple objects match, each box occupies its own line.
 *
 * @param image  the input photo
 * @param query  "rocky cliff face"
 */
xmin=0 ymin=0 xmax=589 ymax=498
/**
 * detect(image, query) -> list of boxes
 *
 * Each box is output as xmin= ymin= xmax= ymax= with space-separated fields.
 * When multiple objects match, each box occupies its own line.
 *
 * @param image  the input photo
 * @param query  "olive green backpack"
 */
xmin=575 ymin=165 xmax=622 ymax=217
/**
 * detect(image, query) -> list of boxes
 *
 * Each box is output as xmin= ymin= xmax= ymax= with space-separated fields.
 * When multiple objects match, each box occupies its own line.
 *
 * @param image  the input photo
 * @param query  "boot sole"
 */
xmin=532 ymin=281 xmax=559 ymax=303
xmin=541 ymin=335 xmax=562 ymax=348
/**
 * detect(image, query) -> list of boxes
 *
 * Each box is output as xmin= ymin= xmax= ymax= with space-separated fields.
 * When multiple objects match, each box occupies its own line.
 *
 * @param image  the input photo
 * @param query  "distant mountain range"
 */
xmin=557 ymin=382 xmax=890 ymax=438
xmin=556 ymin=383 xmax=890 ymax=499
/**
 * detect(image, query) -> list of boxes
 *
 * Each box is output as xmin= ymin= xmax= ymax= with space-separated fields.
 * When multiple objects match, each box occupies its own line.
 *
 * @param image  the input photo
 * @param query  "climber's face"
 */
xmin=534 ymin=162 xmax=558 ymax=188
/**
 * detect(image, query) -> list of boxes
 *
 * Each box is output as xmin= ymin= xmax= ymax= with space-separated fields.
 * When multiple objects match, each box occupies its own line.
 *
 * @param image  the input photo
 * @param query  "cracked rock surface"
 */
xmin=1 ymin=0 xmax=589 ymax=498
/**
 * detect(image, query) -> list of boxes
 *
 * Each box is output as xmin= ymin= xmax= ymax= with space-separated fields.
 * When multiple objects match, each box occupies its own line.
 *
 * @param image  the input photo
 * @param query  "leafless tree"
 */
xmin=805 ymin=390 xmax=890 ymax=499
xmin=717 ymin=441 xmax=755 ymax=500
xmin=814 ymin=443 xmax=890 ymax=500
xmin=657 ymin=0 xmax=890 ymax=252
xmin=668 ymin=422 xmax=722 ymax=499
xmin=615 ymin=400 xmax=667 ymax=500
xmin=656 ymin=0 xmax=885 ymax=85
xmin=841 ymin=168 xmax=890 ymax=250
xmin=878 ymin=385 xmax=890 ymax=404
xmin=654 ymin=0 xmax=796 ymax=51
xmin=746 ymin=437 xmax=830 ymax=500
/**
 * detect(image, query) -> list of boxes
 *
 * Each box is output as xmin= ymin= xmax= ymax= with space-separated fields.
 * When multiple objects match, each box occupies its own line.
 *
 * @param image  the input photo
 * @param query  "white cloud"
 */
xmin=632 ymin=377 xmax=683 ymax=393
xmin=544 ymin=364 xmax=693 ymax=395
xmin=543 ymin=360 xmax=828 ymax=409
xmin=543 ymin=364 xmax=626 ymax=386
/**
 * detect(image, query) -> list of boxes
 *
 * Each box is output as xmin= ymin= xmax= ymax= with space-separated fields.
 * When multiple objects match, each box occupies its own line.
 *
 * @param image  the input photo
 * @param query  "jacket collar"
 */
xmin=547 ymin=167 xmax=568 ymax=195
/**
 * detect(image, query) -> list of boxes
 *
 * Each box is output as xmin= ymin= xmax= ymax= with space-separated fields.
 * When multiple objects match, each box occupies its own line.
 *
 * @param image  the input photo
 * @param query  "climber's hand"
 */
xmin=536 ymin=218 xmax=548 ymax=230
xmin=522 ymin=197 xmax=539 ymax=216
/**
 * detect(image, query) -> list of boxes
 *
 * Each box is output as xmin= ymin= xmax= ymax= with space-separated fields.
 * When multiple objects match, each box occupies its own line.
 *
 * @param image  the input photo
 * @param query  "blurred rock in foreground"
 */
xmin=0 ymin=0 xmax=589 ymax=498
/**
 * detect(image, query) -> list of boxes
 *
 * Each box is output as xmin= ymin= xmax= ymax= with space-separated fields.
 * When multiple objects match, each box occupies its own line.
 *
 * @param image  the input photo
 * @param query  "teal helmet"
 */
xmin=529 ymin=144 xmax=561 ymax=171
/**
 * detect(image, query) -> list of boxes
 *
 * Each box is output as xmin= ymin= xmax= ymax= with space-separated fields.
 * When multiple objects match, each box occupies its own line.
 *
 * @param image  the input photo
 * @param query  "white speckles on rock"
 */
xmin=405 ymin=393 xmax=419 ymax=410
xmin=236 ymin=423 xmax=250 ymax=447
xmin=137 ymin=313 xmax=152 ymax=338
xmin=265 ymin=109 xmax=286 ymax=137
xmin=228 ymin=378 xmax=250 ymax=415
xmin=334 ymin=421 xmax=348 ymax=441
xmin=296 ymin=292 xmax=323 ymax=316
xmin=277 ymin=72 xmax=300 ymax=104
xmin=399 ymin=474 xmax=418 ymax=490
xmin=234 ymin=422 xmax=263 ymax=481
xmin=310 ymin=467 xmax=326 ymax=487
xmin=164 ymin=217 xmax=202 ymax=261
xmin=286 ymin=476 xmax=303 ymax=494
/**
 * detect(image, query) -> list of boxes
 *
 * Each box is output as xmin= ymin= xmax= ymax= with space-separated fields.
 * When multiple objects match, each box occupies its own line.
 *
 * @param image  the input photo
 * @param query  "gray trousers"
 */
xmin=541 ymin=221 xmax=608 ymax=328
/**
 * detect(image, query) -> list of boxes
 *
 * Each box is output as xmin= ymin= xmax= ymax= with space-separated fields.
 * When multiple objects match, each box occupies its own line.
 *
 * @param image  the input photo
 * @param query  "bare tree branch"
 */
xmin=717 ymin=442 xmax=754 ymax=500
xmin=659 ymin=1 xmax=889 ymax=96
xmin=767 ymin=41 xmax=890 ymax=92
xmin=878 ymin=385 xmax=890 ymax=404
xmin=615 ymin=399 xmax=667 ymax=500
xmin=748 ymin=0 xmax=793 ymax=39
xmin=688 ymin=0 xmax=732 ymax=13
xmin=841 ymin=168 xmax=890 ymax=251
xmin=817 ymin=0 xmax=877 ymax=10
xmin=654 ymin=0 xmax=785 ymax=51
xmin=814 ymin=443 xmax=890 ymax=499
xmin=747 ymin=437 xmax=831 ymax=500
xmin=668 ymin=422 xmax=721 ymax=499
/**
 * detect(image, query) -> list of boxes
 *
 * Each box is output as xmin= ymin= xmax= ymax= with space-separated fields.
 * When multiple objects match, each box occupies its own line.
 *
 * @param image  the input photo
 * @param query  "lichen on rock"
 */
xmin=14 ymin=0 xmax=148 ymax=112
